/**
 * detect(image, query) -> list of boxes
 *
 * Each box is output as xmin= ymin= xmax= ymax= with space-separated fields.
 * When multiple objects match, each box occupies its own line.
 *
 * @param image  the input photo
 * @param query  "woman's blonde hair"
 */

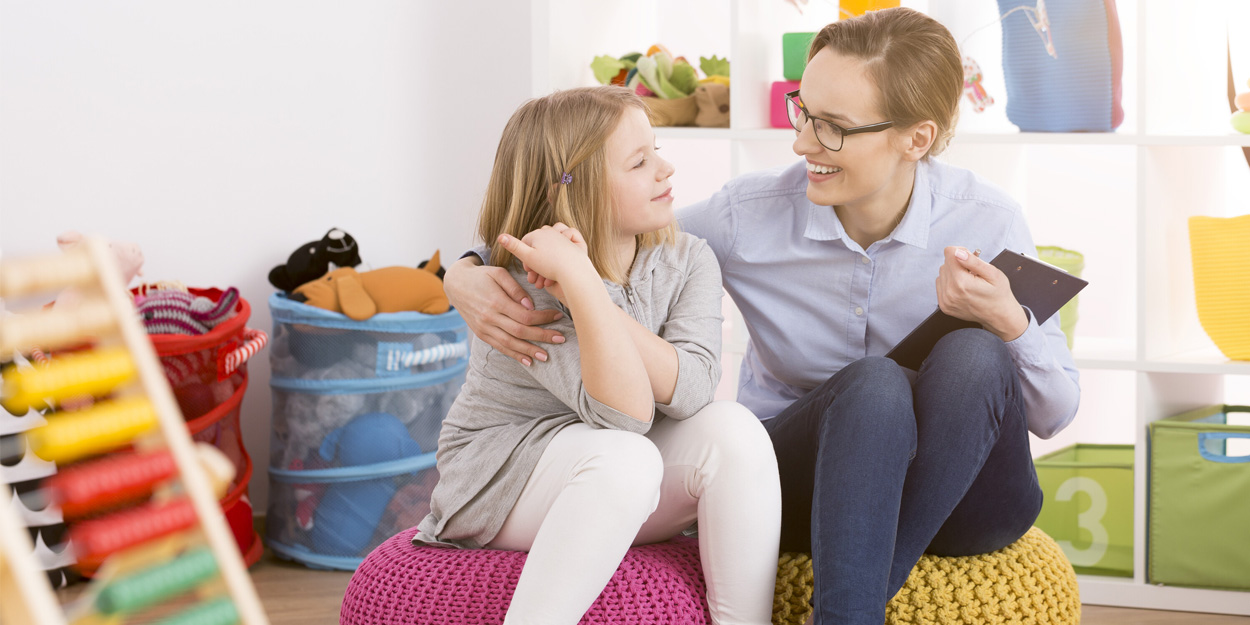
xmin=808 ymin=7 xmax=962 ymax=157
xmin=478 ymin=86 xmax=677 ymax=284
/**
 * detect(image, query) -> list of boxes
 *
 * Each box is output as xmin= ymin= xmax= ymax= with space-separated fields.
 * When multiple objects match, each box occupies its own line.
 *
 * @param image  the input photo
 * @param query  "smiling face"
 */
xmin=606 ymin=106 xmax=676 ymax=241
xmin=793 ymin=48 xmax=915 ymax=210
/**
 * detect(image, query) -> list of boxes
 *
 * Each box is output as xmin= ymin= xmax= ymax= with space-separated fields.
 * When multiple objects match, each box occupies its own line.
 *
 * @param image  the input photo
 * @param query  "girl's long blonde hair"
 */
xmin=808 ymin=7 xmax=962 ymax=157
xmin=478 ymin=86 xmax=677 ymax=284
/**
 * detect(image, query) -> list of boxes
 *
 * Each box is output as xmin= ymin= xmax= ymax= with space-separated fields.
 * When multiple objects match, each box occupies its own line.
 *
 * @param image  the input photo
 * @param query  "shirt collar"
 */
xmin=891 ymin=159 xmax=931 ymax=249
xmin=803 ymin=200 xmax=845 ymax=242
xmin=800 ymin=159 xmax=933 ymax=250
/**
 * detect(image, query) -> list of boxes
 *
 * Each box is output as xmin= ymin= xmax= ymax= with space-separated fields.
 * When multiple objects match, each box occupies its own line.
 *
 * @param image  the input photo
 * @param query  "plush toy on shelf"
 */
xmin=592 ymin=45 xmax=695 ymax=99
xmin=695 ymin=55 xmax=731 ymax=128
xmin=268 ymin=228 xmax=361 ymax=292
xmin=634 ymin=45 xmax=700 ymax=101
xmin=289 ymin=251 xmax=448 ymax=320
xmin=1232 ymin=78 xmax=1250 ymax=134
xmin=839 ymin=0 xmax=900 ymax=18
xmin=962 ymin=55 xmax=995 ymax=113
xmin=591 ymin=47 xmax=730 ymax=127
xmin=591 ymin=51 xmax=641 ymax=88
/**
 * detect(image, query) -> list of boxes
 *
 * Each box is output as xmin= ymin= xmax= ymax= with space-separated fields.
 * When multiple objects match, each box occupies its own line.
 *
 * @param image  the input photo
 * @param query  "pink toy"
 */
xmin=287 ymin=457 xmax=329 ymax=532
xmin=771 ymin=80 xmax=801 ymax=129
xmin=962 ymin=55 xmax=994 ymax=113
xmin=376 ymin=471 xmax=440 ymax=535
xmin=341 ymin=529 xmax=710 ymax=625
xmin=53 ymin=230 xmax=145 ymax=309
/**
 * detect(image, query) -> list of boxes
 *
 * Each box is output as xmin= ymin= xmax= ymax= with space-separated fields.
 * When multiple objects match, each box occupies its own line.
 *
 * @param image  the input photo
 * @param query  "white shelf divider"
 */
xmin=1078 ymin=577 xmax=1250 ymax=616
xmin=659 ymin=127 xmax=1250 ymax=146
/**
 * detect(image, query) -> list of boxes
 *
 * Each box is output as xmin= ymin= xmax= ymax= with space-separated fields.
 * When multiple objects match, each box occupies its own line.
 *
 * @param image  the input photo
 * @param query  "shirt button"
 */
xmin=861 ymin=256 xmax=870 ymax=264
xmin=854 ymin=306 xmax=864 ymax=316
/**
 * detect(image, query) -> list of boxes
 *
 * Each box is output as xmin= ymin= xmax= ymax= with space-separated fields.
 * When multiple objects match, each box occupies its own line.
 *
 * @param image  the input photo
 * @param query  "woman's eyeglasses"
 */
xmin=785 ymin=90 xmax=893 ymax=152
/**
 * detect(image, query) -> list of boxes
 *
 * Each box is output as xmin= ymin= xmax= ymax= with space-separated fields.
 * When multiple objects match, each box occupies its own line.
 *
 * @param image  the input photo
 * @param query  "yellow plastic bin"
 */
xmin=1034 ymin=444 xmax=1134 ymax=577
xmin=1189 ymin=215 xmax=1250 ymax=360
xmin=1149 ymin=405 xmax=1250 ymax=590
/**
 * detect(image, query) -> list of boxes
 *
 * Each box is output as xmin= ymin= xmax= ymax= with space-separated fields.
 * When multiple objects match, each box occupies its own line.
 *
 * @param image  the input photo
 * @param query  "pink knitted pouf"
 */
xmin=339 ymin=527 xmax=710 ymax=625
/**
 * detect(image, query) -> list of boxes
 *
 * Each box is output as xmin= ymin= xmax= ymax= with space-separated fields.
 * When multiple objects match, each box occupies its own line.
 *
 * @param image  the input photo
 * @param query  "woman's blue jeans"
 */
xmin=762 ymin=328 xmax=1042 ymax=625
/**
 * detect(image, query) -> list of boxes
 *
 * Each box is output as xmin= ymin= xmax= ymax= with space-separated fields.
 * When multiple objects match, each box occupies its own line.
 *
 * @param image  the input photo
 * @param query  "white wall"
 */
xmin=0 ymin=0 xmax=533 ymax=511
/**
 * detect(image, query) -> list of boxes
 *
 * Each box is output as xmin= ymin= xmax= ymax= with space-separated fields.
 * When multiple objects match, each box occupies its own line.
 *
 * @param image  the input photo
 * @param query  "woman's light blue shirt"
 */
xmin=677 ymin=158 xmax=1080 ymax=438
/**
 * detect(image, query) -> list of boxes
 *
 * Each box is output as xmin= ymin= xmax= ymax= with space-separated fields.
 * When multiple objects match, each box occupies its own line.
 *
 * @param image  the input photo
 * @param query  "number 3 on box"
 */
xmin=1055 ymin=476 xmax=1109 ymax=567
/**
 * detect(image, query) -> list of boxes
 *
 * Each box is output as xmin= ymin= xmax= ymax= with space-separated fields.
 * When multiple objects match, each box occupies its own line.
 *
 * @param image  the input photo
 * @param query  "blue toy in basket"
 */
xmin=309 ymin=412 xmax=423 ymax=557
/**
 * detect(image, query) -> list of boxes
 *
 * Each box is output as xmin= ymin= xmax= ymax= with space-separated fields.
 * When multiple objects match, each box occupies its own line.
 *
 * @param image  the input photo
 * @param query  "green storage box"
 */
xmin=1149 ymin=405 xmax=1250 ymax=590
xmin=1034 ymin=444 xmax=1134 ymax=577
xmin=782 ymin=32 xmax=816 ymax=81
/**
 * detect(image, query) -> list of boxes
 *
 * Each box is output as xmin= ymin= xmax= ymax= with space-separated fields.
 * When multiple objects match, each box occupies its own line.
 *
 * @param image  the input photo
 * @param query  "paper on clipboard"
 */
xmin=885 ymin=249 xmax=1088 ymax=371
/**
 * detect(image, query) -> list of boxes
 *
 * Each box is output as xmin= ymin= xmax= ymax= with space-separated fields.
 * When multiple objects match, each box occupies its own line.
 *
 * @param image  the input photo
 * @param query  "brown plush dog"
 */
xmin=291 ymin=251 xmax=449 ymax=320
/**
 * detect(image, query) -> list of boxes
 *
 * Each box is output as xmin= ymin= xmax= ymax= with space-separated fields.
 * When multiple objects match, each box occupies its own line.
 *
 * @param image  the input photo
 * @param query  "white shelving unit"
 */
xmin=533 ymin=0 xmax=1250 ymax=615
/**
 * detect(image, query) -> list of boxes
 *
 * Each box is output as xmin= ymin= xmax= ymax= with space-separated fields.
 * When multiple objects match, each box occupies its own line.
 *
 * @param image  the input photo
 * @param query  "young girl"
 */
xmin=444 ymin=9 xmax=1080 ymax=625
xmin=414 ymin=86 xmax=781 ymax=625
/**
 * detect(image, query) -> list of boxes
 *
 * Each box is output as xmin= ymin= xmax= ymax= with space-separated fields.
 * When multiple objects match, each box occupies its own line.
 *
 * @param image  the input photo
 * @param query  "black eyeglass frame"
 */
xmin=784 ymin=89 xmax=894 ymax=152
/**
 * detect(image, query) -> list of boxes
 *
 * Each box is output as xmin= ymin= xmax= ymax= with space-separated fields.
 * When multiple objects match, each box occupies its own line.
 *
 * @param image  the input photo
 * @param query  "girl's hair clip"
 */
xmin=559 ymin=172 xmax=573 ymax=185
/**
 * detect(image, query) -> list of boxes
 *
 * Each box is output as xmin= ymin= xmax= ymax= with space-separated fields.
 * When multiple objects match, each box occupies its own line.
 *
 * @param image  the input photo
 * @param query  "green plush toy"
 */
xmin=634 ymin=52 xmax=697 ymax=99
xmin=591 ymin=48 xmax=732 ymax=127
xmin=591 ymin=53 xmax=640 ymax=86
xmin=592 ymin=46 xmax=713 ymax=100
xmin=699 ymin=55 xmax=730 ymax=85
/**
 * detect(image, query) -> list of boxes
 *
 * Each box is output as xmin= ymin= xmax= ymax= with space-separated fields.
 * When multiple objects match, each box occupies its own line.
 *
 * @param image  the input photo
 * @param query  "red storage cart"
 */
xmin=137 ymin=287 xmax=267 ymax=566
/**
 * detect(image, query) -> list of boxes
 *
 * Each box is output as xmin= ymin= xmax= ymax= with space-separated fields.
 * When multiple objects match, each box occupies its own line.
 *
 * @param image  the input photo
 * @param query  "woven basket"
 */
xmin=643 ymin=95 xmax=698 ymax=127
xmin=1189 ymin=214 xmax=1250 ymax=360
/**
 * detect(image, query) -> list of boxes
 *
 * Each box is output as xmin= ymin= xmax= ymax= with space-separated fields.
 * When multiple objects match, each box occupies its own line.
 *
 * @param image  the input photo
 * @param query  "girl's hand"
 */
xmin=935 ymin=246 xmax=1029 ymax=342
xmin=522 ymin=223 xmax=585 ymax=305
xmin=501 ymin=224 xmax=594 ymax=295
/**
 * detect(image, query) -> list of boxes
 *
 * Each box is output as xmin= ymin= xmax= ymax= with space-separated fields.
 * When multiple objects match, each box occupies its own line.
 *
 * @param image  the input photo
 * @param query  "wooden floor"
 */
xmin=242 ymin=550 xmax=1250 ymax=625
xmin=51 ymin=548 xmax=1250 ymax=624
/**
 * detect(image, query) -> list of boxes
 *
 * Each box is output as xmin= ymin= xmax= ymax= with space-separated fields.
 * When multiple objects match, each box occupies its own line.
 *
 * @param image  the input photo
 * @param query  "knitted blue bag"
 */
xmin=998 ymin=0 xmax=1124 ymax=132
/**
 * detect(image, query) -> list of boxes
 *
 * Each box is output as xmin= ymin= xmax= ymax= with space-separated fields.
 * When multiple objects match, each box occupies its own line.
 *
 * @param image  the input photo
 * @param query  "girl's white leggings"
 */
xmin=489 ymin=400 xmax=781 ymax=625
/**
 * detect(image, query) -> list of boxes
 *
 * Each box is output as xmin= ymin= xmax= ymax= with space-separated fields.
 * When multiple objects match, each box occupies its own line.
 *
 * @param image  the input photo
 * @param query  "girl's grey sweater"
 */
xmin=415 ymin=233 xmax=724 ymax=548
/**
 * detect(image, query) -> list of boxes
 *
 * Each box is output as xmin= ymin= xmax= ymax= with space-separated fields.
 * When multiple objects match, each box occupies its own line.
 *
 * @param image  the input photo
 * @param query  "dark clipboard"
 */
xmin=885 ymin=249 xmax=1089 ymax=371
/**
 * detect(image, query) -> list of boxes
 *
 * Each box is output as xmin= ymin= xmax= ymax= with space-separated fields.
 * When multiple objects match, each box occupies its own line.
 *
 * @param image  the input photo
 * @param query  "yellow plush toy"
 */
xmin=291 ymin=251 xmax=449 ymax=320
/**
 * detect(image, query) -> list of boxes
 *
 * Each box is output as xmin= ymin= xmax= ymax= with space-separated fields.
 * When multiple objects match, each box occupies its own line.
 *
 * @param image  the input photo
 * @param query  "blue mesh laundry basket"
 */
xmin=265 ymin=294 xmax=467 ymax=570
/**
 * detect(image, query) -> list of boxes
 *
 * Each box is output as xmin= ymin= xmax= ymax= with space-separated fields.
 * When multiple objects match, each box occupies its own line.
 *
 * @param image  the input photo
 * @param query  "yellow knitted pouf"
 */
xmin=772 ymin=527 xmax=1081 ymax=625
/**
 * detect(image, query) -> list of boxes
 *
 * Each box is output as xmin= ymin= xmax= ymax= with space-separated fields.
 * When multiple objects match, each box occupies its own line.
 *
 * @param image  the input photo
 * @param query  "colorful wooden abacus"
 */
xmin=0 ymin=237 xmax=268 ymax=625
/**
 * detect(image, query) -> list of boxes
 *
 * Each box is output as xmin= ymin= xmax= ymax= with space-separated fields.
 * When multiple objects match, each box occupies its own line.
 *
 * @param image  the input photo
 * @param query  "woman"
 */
xmin=445 ymin=9 xmax=1079 ymax=624
xmin=415 ymin=86 xmax=780 ymax=625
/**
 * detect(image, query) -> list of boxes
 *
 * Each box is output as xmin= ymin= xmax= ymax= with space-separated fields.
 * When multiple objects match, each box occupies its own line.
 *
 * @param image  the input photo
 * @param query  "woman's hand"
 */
xmin=444 ymin=256 xmax=566 ymax=367
xmin=935 ymin=246 xmax=1029 ymax=342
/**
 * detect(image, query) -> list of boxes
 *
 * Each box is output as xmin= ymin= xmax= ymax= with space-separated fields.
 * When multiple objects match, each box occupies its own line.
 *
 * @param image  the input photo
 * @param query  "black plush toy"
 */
xmin=268 ymin=228 xmax=362 ymax=292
